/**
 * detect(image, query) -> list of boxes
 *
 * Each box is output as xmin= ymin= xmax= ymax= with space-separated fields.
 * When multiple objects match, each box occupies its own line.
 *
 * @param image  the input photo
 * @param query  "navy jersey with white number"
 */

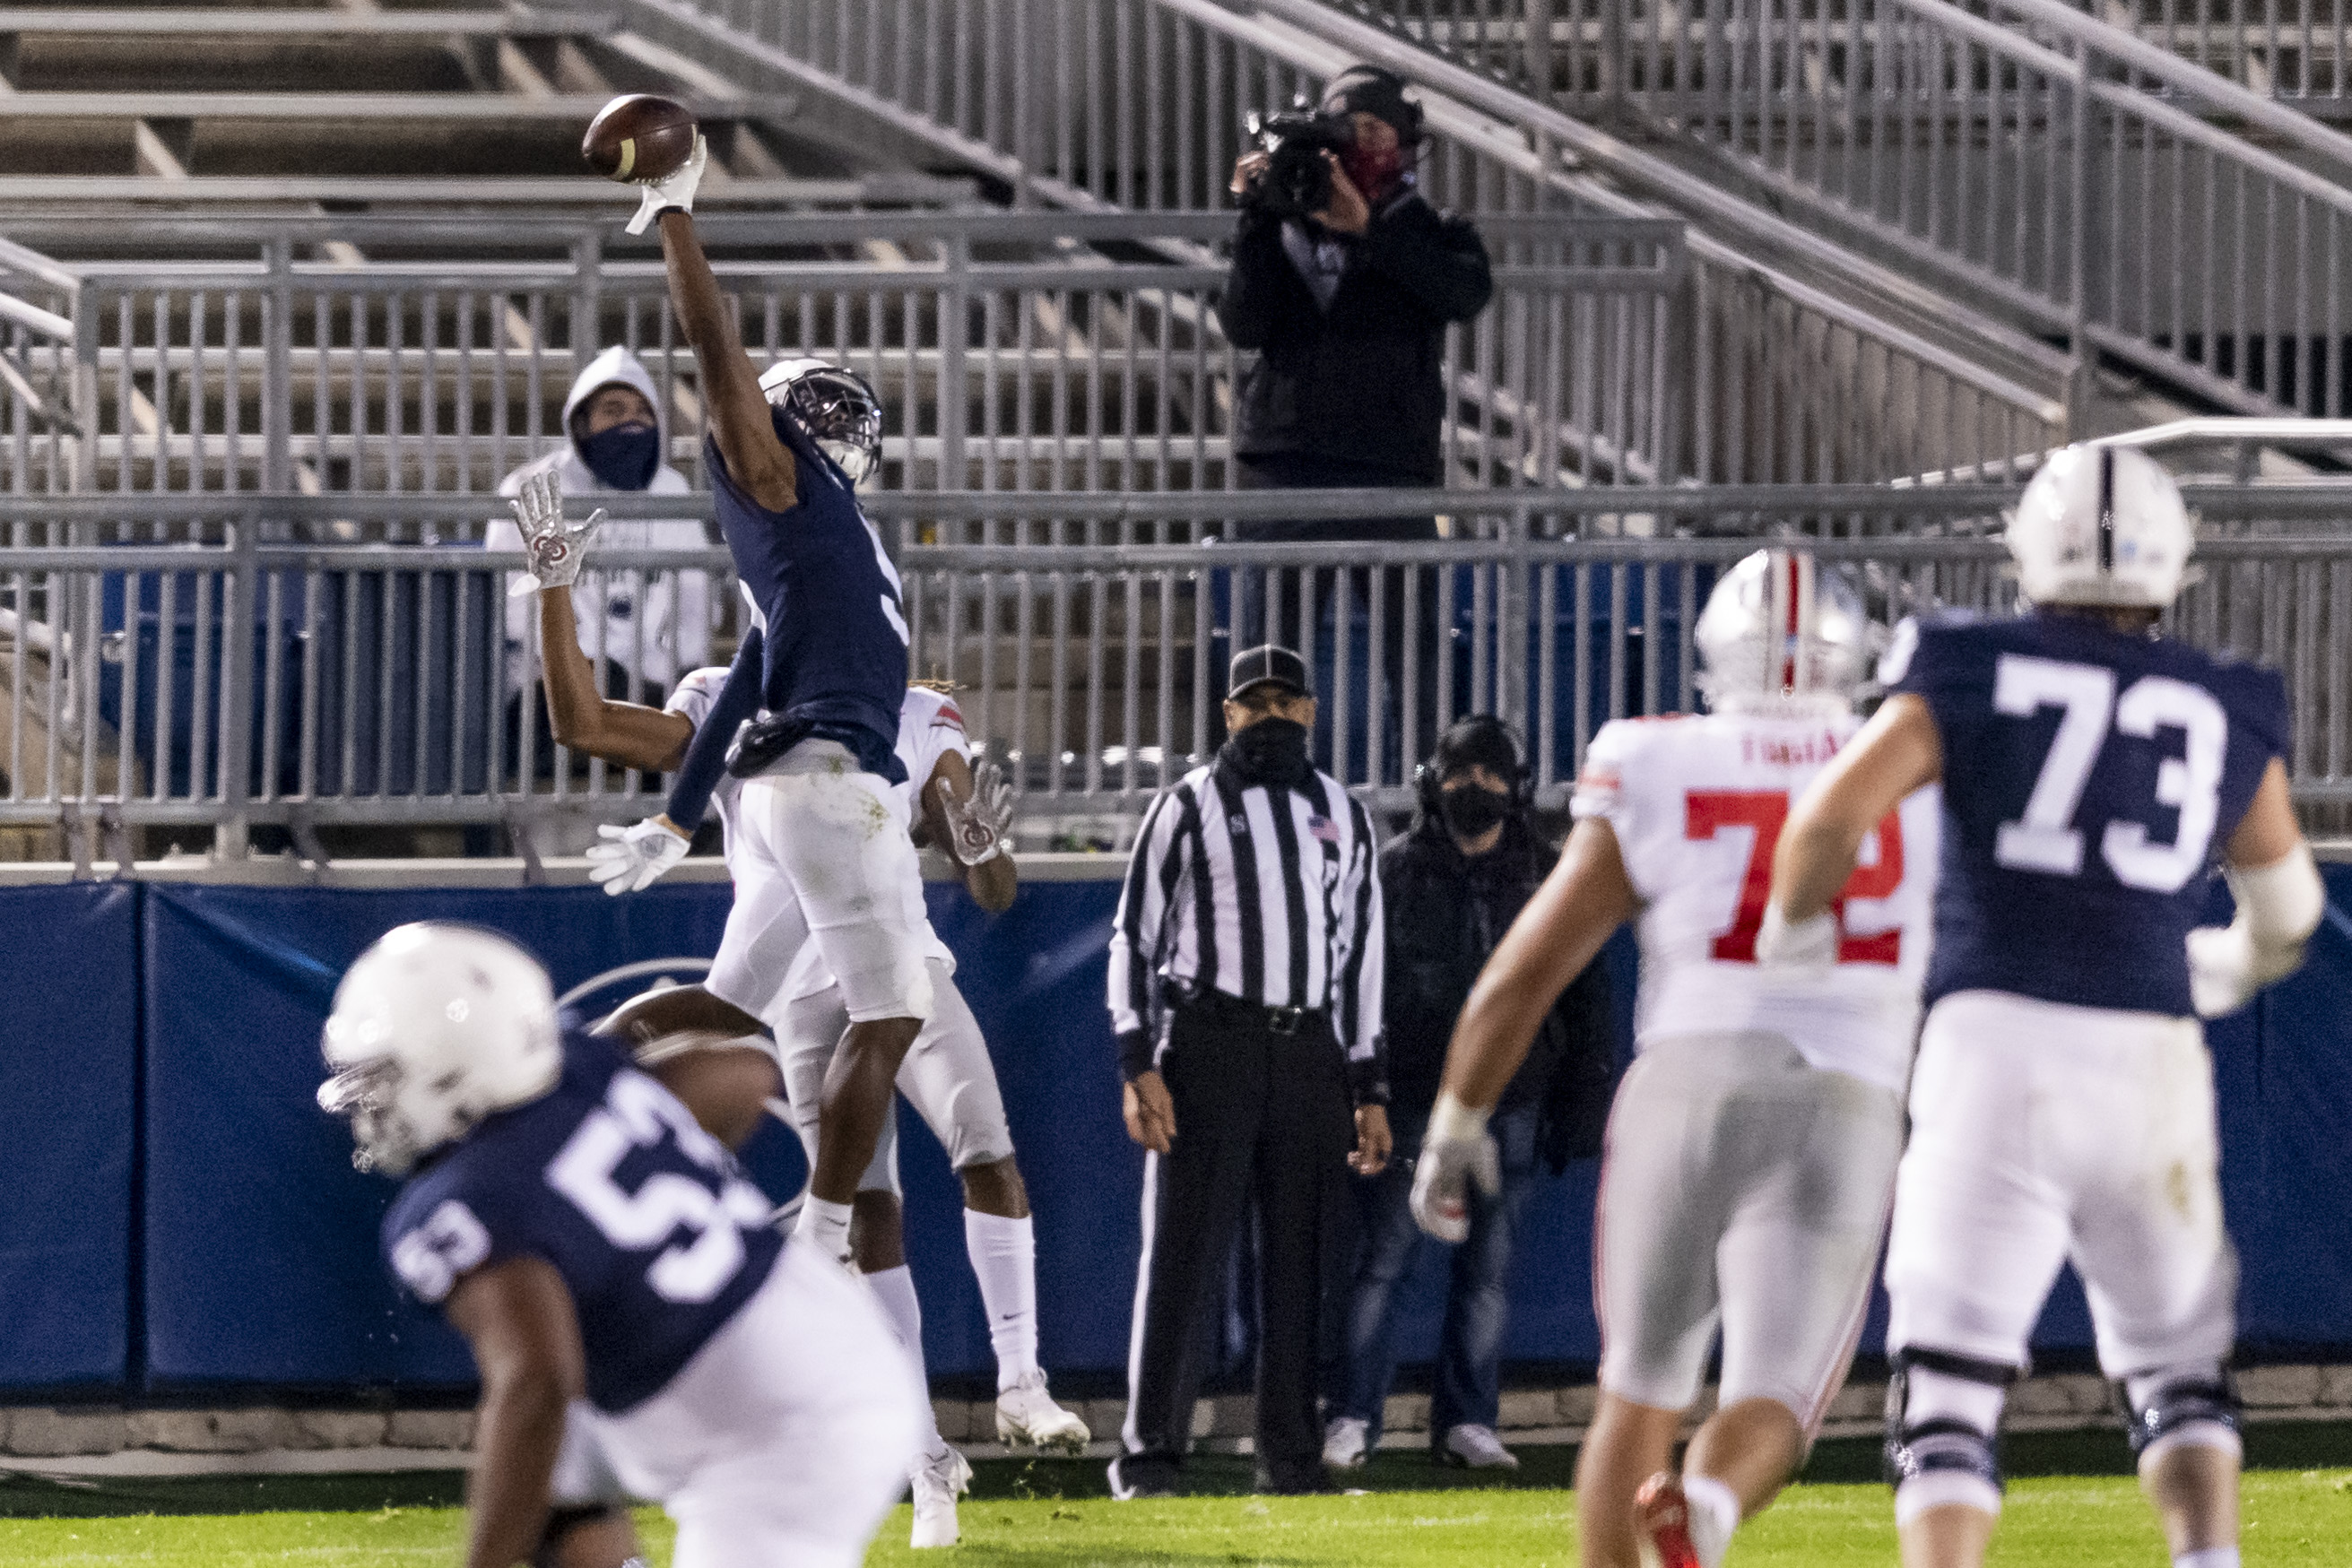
xmin=380 ymin=1033 xmax=782 ymax=1413
xmin=1887 ymin=611 xmax=2289 ymax=1018
xmin=707 ymin=411 xmax=908 ymax=784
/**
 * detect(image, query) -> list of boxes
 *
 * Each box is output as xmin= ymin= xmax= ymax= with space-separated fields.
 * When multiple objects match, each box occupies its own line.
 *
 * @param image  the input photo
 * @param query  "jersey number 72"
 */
xmin=1686 ymin=790 xmax=1905 ymax=964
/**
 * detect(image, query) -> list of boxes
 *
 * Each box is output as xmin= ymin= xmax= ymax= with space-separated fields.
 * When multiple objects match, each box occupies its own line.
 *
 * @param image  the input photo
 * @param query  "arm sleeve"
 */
xmin=1108 ymin=784 xmax=1189 ymax=1078
xmin=663 ymin=626 xmax=762 ymax=834
xmin=1336 ymin=798 xmax=1389 ymax=1105
xmin=1213 ymin=208 xmax=1312 ymax=351
xmin=1359 ymin=205 xmax=1493 ymax=324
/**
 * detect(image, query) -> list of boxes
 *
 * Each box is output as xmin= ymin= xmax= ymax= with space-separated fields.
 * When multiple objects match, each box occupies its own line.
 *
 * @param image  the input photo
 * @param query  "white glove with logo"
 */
xmin=586 ymin=815 xmax=690 ymax=895
xmin=1755 ymin=904 xmax=1838 ymax=970
xmin=936 ymin=758 xmax=1015 ymax=865
xmin=505 ymin=471 xmax=606 ymax=597
xmin=1410 ymin=1094 xmax=1502 ymax=1244
xmin=626 ymin=131 xmax=708 ymax=236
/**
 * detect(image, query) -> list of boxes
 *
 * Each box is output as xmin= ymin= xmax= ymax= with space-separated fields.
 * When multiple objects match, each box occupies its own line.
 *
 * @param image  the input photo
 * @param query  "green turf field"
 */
xmin=2 ymin=1425 xmax=2348 ymax=1565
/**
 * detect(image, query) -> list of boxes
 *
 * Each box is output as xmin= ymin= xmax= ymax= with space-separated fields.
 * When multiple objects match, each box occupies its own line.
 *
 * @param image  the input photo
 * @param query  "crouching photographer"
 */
xmin=1218 ymin=67 xmax=1492 ymax=771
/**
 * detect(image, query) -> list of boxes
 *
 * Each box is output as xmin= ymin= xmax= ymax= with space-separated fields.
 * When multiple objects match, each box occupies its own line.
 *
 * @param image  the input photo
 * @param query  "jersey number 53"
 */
xmin=1686 ymin=790 xmax=1905 ymax=964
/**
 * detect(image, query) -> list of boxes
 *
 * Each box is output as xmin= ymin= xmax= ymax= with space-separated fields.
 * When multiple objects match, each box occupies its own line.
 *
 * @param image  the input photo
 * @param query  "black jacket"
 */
xmin=1216 ymin=190 xmax=1493 ymax=485
xmin=1378 ymin=815 xmax=1617 ymax=1164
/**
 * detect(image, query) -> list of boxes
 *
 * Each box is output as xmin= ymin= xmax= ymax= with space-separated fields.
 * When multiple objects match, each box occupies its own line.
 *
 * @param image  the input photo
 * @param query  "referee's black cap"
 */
xmin=1228 ymin=645 xmax=1311 ymax=700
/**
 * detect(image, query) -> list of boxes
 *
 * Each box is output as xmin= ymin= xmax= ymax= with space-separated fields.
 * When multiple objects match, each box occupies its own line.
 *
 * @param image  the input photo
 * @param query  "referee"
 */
xmin=1107 ymin=645 xmax=1392 ymax=1498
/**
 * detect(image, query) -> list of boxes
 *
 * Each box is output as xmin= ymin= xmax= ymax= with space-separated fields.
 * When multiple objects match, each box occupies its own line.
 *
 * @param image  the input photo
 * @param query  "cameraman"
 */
xmin=1218 ymin=66 xmax=1492 ymax=767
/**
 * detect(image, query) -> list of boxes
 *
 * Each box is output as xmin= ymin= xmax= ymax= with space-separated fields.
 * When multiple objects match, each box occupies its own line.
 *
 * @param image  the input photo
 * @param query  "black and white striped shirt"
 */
xmin=1108 ymin=761 xmax=1384 ymax=1089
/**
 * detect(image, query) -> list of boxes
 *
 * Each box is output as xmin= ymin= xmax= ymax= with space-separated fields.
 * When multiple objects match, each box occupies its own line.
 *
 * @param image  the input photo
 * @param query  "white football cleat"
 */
xmin=1440 ymin=1423 xmax=1521 ymax=1470
xmin=995 ymin=1370 xmax=1091 ymax=1452
xmin=909 ymin=1442 xmax=972 ymax=1549
xmin=1322 ymin=1415 xmax=1370 ymax=1469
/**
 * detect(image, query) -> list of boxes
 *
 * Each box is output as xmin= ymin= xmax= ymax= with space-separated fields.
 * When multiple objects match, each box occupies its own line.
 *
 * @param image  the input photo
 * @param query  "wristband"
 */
xmin=1427 ymin=1090 xmax=1491 ymax=1145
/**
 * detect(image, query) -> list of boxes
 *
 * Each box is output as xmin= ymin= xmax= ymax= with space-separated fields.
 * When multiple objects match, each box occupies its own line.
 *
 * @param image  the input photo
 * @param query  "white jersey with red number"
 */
xmin=1570 ymin=710 xmax=1940 ymax=1095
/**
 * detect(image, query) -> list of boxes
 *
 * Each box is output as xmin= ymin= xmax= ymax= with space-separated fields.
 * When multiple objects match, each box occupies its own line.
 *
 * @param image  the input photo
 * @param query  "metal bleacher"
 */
xmin=3 ymin=0 xmax=2352 ymax=867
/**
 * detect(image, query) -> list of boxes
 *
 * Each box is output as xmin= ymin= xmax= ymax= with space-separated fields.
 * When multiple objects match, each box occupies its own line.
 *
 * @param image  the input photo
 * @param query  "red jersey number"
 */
xmin=1684 ymin=789 xmax=1905 ymax=965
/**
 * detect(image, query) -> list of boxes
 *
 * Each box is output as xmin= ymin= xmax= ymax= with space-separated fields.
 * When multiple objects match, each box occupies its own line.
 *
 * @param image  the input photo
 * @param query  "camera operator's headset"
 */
xmin=1413 ymin=714 xmax=1530 ymax=820
xmin=1322 ymin=65 xmax=1426 ymax=149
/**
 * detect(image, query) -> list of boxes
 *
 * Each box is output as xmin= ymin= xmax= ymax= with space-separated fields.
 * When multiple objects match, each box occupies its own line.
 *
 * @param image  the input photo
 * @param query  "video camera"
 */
xmin=1243 ymin=106 xmax=1355 ymax=221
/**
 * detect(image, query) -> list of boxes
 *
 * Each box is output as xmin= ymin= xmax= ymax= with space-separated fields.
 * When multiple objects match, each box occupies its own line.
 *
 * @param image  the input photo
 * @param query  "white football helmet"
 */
xmin=317 ymin=923 xmax=562 ymax=1175
xmin=1695 ymin=548 xmax=1871 ymax=714
xmin=757 ymin=357 xmax=882 ymax=487
xmin=2007 ymin=443 xmax=2193 ymax=609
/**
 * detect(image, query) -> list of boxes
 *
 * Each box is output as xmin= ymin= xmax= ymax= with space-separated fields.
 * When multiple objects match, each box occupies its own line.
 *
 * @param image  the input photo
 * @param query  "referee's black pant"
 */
xmin=1122 ymin=992 xmax=1354 ymax=1490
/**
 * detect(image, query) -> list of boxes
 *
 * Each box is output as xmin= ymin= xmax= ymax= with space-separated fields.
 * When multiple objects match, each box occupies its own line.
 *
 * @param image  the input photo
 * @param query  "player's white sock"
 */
xmin=964 ymin=1209 xmax=1040 ymax=1391
xmin=866 ymin=1265 xmax=945 ymax=1451
xmin=1680 ymin=1472 xmax=1740 ymax=1568
xmin=2173 ymin=1550 xmax=2239 ymax=1568
xmin=795 ymin=1196 xmax=854 ymax=1261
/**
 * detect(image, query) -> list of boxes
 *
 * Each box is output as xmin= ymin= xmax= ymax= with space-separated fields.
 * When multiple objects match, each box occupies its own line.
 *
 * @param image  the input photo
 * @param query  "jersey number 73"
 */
xmin=1686 ymin=790 xmax=1904 ymax=964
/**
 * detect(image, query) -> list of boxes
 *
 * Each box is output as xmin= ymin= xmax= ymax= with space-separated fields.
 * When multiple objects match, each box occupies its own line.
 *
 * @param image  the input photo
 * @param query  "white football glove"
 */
xmin=505 ymin=471 xmax=607 ymax=597
xmin=2187 ymin=923 xmax=2258 ymax=1019
xmin=1755 ymin=904 xmax=1838 ymax=969
xmin=586 ymin=816 xmax=690 ymax=895
xmin=1409 ymin=1095 xmax=1501 ymax=1244
xmin=625 ymin=131 xmax=708 ymax=236
xmin=936 ymin=758 xmax=1015 ymax=865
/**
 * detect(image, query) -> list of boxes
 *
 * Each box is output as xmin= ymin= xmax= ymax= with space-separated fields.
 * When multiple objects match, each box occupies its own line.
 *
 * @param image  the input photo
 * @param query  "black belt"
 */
xmin=1168 ymin=983 xmax=1328 ymax=1038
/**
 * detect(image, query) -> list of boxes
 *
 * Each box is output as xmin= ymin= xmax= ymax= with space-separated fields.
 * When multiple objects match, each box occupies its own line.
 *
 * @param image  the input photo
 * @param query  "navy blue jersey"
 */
xmin=707 ymin=412 xmax=907 ymax=784
xmin=380 ymin=1034 xmax=782 ymax=1413
xmin=1887 ymin=611 xmax=2289 ymax=1017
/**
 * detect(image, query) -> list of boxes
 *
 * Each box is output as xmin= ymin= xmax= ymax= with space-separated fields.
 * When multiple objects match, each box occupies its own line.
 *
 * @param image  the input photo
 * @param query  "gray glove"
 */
xmin=506 ymin=471 xmax=606 ymax=597
xmin=1409 ymin=1096 xmax=1502 ymax=1244
xmin=586 ymin=816 xmax=690 ymax=895
xmin=936 ymin=758 xmax=1014 ymax=865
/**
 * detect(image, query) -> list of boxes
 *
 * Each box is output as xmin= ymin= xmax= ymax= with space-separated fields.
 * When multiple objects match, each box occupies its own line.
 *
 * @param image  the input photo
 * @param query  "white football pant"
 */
xmin=705 ymin=739 xmax=934 ymax=1026
xmin=551 ymin=1239 xmax=925 ymax=1568
xmin=1596 ymin=1030 xmax=1903 ymax=1429
xmin=1886 ymin=990 xmax=2237 ymax=1376
xmin=778 ymin=957 xmax=1015 ymax=1192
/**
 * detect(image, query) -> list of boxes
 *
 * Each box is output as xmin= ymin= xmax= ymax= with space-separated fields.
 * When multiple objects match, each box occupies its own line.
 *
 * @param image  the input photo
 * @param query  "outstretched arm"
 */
xmin=1770 ymin=695 xmax=1943 ymax=927
xmin=663 ymin=626 xmax=764 ymax=836
xmin=443 ymin=1258 xmax=585 ymax=1568
xmin=539 ymin=588 xmax=693 ymax=773
xmin=656 ymin=209 xmax=796 ymax=512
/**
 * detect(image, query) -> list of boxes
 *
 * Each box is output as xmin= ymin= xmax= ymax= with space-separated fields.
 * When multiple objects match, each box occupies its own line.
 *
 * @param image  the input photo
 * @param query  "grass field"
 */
xmin=3 ymin=1425 xmax=2349 ymax=1565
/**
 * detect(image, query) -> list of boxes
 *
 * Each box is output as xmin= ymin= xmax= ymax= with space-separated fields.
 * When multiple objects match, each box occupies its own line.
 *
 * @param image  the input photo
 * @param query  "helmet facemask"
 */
xmin=758 ymin=360 xmax=883 ymax=488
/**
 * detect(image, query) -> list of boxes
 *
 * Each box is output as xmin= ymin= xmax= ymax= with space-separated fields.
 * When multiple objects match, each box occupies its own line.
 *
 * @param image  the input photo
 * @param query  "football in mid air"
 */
xmin=582 ymin=94 xmax=699 ymax=183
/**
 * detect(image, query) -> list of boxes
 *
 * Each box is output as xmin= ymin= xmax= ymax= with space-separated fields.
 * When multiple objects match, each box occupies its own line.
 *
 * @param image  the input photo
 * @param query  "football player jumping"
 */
xmin=1764 ymin=445 xmax=2322 ymax=1568
xmin=319 ymin=923 xmax=925 ymax=1568
xmin=1412 ymin=550 xmax=1939 ymax=1568
xmin=588 ymin=139 xmax=928 ymax=1302
xmin=514 ymin=471 xmax=1088 ymax=1553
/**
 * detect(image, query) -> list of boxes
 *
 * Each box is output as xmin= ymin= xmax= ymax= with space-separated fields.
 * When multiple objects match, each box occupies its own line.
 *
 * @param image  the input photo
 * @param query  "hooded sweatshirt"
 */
xmin=486 ymin=346 xmax=710 ymax=691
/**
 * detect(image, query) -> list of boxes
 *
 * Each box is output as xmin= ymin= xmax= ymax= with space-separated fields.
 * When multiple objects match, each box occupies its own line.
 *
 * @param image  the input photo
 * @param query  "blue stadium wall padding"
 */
xmin=0 ymin=883 xmax=139 ymax=1395
xmin=139 ymin=881 xmax=737 ymax=1391
xmin=102 ymin=861 xmax=2352 ymax=1393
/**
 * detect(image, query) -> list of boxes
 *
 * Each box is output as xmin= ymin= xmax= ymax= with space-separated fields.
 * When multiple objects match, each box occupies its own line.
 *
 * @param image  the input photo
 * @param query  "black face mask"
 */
xmin=577 ymin=422 xmax=661 ymax=490
xmin=1440 ymin=784 xmax=1511 ymax=840
xmin=1220 ymin=715 xmax=1314 ymax=791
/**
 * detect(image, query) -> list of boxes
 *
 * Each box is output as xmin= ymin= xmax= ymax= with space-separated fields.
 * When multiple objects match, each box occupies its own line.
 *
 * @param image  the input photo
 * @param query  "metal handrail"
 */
xmin=2001 ymin=0 xmax=2352 ymax=158
xmin=1189 ymin=0 xmax=2079 ymax=393
xmin=0 ymin=292 xmax=72 ymax=342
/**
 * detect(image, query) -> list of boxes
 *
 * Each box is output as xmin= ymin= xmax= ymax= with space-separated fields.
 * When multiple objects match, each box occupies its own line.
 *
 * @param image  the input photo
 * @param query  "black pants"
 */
xmin=1123 ymin=997 xmax=1354 ymax=1487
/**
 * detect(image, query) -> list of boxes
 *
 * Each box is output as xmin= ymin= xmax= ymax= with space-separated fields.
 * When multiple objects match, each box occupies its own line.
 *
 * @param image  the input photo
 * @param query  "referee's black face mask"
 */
xmin=1220 ymin=715 xmax=1315 ymax=790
